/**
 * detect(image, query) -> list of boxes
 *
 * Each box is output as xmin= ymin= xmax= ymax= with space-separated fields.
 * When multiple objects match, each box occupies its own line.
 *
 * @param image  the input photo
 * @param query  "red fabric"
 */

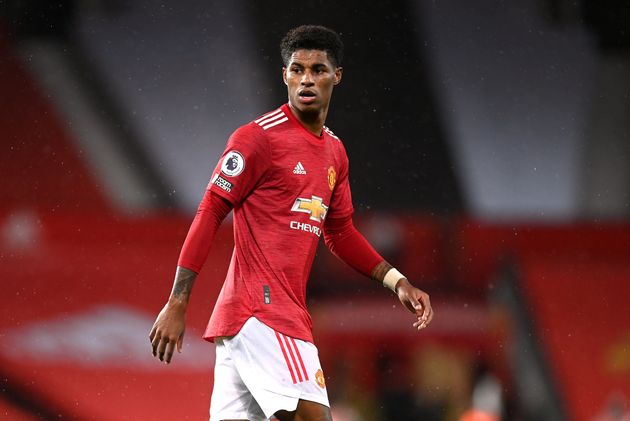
xmin=275 ymin=331 xmax=297 ymax=383
xmin=291 ymin=337 xmax=309 ymax=381
xmin=204 ymin=104 xmax=353 ymax=343
xmin=177 ymin=191 xmax=233 ymax=273
xmin=323 ymin=215 xmax=383 ymax=277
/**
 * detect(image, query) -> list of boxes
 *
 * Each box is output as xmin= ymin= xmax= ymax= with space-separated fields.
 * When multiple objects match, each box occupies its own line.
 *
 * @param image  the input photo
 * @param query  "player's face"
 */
xmin=283 ymin=49 xmax=342 ymax=115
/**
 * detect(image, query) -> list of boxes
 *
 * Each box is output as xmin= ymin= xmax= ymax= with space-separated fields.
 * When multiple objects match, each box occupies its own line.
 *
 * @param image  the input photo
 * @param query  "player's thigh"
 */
xmin=274 ymin=399 xmax=332 ymax=421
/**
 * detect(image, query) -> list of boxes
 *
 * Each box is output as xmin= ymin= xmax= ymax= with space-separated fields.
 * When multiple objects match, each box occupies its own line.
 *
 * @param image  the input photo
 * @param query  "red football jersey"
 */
xmin=204 ymin=104 xmax=353 ymax=343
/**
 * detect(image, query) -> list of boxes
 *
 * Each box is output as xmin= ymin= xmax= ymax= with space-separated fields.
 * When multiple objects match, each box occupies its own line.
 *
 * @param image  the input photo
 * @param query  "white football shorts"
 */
xmin=209 ymin=317 xmax=329 ymax=421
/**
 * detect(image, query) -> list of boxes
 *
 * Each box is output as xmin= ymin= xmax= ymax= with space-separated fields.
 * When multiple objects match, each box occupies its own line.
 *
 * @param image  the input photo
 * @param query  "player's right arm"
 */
xmin=149 ymin=124 xmax=269 ymax=364
xmin=149 ymin=191 xmax=232 ymax=364
xmin=149 ymin=266 xmax=198 ymax=363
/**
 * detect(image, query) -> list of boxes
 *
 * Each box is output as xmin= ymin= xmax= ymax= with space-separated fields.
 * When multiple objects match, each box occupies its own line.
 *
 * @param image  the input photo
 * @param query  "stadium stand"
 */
xmin=0 ymin=26 xmax=231 ymax=419
xmin=0 ymin=29 xmax=108 ymax=214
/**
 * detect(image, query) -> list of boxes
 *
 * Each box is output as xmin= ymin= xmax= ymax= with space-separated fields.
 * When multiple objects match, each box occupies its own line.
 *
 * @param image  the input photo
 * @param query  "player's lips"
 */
xmin=298 ymin=90 xmax=317 ymax=104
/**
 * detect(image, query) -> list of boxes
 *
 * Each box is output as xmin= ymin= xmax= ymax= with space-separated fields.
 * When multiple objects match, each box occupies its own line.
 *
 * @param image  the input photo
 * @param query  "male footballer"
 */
xmin=150 ymin=25 xmax=433 ymax=421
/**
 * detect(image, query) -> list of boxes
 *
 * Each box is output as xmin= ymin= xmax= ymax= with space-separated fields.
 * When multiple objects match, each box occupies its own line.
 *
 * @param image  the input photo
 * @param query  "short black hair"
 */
xmin=280 ymin=25 xmax=343 ymax=68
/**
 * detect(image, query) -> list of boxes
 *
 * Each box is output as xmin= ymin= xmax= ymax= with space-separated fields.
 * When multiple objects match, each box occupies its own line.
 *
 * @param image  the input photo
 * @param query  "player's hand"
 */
xmin=149 ymin=301 xmax=186 ymax=364
xmin=395 ymin=278 xmax=433 ymax=331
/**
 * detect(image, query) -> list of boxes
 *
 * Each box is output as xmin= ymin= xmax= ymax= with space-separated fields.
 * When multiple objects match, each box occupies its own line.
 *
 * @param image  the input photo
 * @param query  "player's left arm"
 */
xmin=325 ymin=142 xmax=432 ymax=329
xmin=371 ymin=259 xmax=433 ymax=330
xmin=323 ymin=216 xmax=433 ymax=330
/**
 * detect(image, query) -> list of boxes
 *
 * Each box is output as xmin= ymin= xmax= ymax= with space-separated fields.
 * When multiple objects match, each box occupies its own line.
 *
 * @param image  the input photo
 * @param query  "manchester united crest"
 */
xmin=315 ymin=368 xmax=326 ymax=388
xmin=327 ymin=166 xmax=336 ymax=191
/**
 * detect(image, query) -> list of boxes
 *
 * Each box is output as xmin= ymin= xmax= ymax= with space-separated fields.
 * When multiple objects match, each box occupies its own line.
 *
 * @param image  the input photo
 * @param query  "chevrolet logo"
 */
xmin=291 ymin=195 xmax=328 ymax=222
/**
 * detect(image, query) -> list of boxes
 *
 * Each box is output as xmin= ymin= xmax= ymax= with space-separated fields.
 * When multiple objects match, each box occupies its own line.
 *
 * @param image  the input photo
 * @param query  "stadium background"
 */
xmin=1 ymin=0 xmax=630 ymax=420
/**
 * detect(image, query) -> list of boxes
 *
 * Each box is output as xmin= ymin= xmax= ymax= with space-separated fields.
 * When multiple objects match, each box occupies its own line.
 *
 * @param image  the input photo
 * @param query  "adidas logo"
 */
xmin=293 ymin=162 xmax=307 ymax=175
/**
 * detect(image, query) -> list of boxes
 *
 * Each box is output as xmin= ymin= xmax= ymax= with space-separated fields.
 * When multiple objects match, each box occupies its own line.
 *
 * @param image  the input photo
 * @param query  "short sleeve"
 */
xmin=208 ymin=124 xmax=271 ymax=206
xmin=327 ymin=144 xmax=354 ymax=219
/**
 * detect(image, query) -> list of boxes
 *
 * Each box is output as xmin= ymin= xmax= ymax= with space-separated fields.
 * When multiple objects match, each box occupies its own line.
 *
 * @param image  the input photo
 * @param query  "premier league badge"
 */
xmin=221 ymin=151 xmax=245 ymax=177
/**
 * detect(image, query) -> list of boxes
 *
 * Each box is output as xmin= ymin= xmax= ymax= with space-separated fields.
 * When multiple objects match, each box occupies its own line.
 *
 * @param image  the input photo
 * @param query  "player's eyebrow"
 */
xmin=313 ymin=63 xmax=330 ymax=70
xmin=290 ymin=62 xmax=330 ymax=70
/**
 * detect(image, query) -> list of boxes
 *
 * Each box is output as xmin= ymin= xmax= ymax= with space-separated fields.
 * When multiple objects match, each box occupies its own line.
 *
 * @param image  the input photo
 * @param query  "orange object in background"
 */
xmin=459 ymin=409 xmax=500 ymax=421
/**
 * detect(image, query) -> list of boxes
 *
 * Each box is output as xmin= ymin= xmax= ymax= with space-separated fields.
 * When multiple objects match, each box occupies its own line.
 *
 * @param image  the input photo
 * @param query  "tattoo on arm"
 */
xmin=370 ymin=260 xmax=393 ymax=283
xmin=170 ymin=266 xmax=198 ymax=304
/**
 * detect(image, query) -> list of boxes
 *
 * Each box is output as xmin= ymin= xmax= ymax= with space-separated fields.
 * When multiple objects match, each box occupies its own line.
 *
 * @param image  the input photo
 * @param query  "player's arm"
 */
xmin=323 ymin=215 xmax=433 ymax=330
xmin=149 ymin=266 xmax=197 ymax=363
xmin=370 ymin=260 xmax=433 ymax=330
xmin=149 ymin=191 xmax=232 ymax=364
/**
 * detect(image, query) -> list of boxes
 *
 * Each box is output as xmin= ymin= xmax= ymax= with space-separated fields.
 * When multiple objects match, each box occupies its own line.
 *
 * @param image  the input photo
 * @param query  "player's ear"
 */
xmin=282 ymin=67 xmax=288 ymax=85
xmin=333 ymin=67 xmax=343 ymax=85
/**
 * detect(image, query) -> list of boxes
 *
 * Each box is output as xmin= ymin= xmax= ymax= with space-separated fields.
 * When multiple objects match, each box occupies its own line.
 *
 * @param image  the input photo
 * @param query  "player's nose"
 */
xmin=300 ymin=70 xmax=315 ymax=85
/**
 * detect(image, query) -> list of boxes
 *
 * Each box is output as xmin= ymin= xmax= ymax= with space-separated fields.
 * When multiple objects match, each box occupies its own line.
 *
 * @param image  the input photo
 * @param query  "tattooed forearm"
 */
xmin=169 ymin=266 xmax=198 ymax=304
xmin=370 ymin=260 xmax=393 ymax=283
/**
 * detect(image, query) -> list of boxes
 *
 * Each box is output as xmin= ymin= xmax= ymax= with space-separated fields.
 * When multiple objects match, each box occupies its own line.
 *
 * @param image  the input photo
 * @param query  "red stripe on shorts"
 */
xmin=290 ymin=337 xmax=309 ymax=381
xmin=283 ymin=334 xmax=303 ymax=382
xmin=275 ymin=331 xmax=297 ymax=383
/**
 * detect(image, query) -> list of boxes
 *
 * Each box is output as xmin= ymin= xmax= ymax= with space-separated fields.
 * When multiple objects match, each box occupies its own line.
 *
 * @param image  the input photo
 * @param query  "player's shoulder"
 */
xmin=323 ymin=125 xmax=347 ymax=156
xmin=229 ymin=107 xmax=287 ymax=137
xmin=323 ymin=125 xmax=348 ymax=165
xmin=323 ymin=125 xmax=343 ymax=143
xmin=249 ymin=106 xmax=291 ymax=132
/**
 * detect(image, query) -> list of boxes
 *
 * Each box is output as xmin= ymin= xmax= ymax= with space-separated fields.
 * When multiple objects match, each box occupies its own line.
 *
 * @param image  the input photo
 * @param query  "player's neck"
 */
xmin=288 ymin=103 xmax=328 ymax=137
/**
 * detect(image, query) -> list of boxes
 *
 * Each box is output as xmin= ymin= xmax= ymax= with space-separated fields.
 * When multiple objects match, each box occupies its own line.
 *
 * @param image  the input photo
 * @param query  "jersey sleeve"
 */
xmin=208 ymin=124 xmax=271 ymax=206
xmin=177 ymin=191 xmax=233 ymax=273
xmin=323 ymin=214 xmax=383 ymax=277
xmin=326 ymin=142 xmax=354 ymax=220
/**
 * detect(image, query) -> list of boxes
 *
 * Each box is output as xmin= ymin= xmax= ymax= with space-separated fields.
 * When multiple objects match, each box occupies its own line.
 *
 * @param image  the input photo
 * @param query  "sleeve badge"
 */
xmin=221 ymin=151 xmax=245 ymax=177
